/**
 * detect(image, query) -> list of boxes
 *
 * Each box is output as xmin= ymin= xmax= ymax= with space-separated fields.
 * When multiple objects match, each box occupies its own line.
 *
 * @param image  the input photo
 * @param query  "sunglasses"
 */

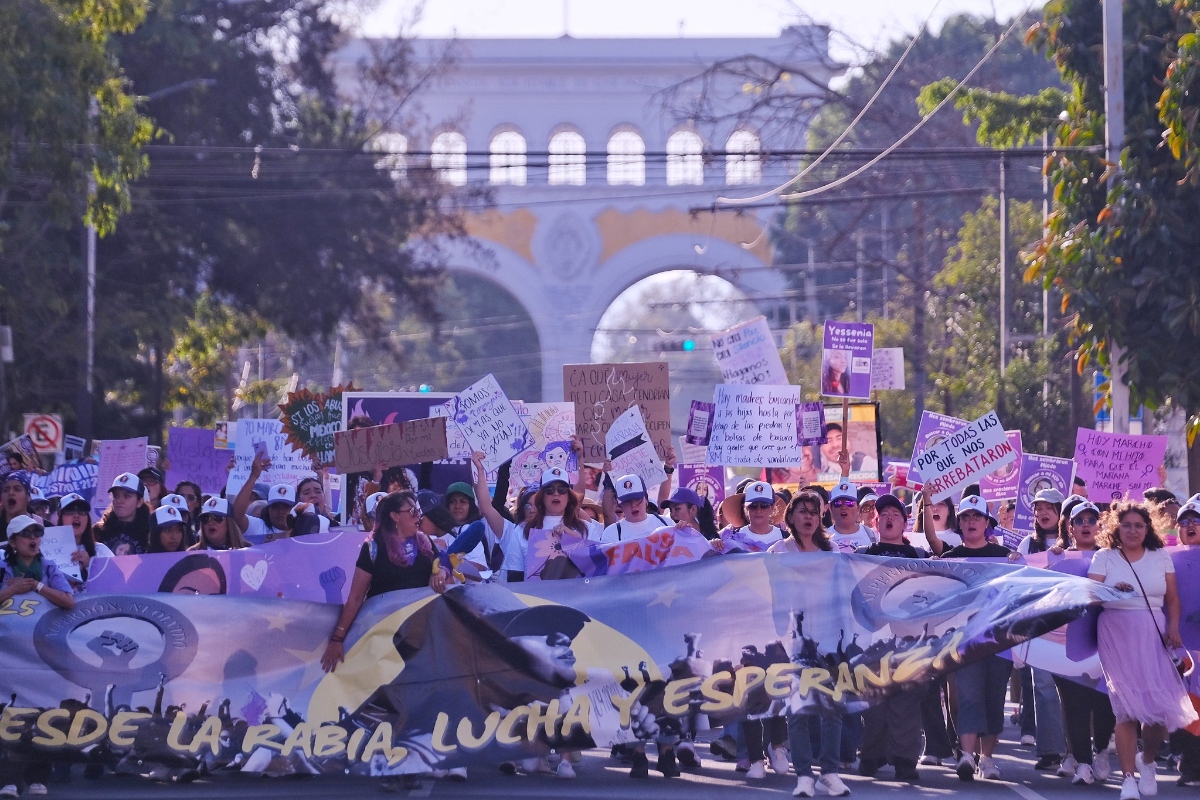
xmin=831 ymin=499 xmax=857 ymax=508
xmin=747 ymin=502 xmax=772 ymax=510
xmin=14 ymin=528 xmax=44 ymax=539
xmin=399 ymin=505 xmax=422 ymax=517
xmin=542 ymin=484 xmax=570 ymax=496
xmin=197 ymin=514 xmax=224 ymax=525
xmin=1181 ymin=518 xmax=1200 ymax=529
xmin=1072 ymin=515 xmax=1099 ymax=526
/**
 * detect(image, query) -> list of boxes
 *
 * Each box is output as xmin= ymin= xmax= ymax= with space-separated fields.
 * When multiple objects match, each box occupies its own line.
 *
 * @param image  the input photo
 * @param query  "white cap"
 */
xmin=1033 ymin=487 xmax=1065 ymax=505
xmin=199 ymin=497 xmax=229 ymax=517
xmin=153 ymin=505 xmax=185 ymax=527
xmin=28 ymin=486 xmax=47 ymax=503
xmin=744 ymin=482 xmax=775 ymax=505
xmin=161 ymin=494 xmax=189 ymax=514
xmin=59 ymin=492 xmax=90 ymax=511
xmin=5 ymin=515 xmax=43 ymax=537
xmin=1070 ymin=501 xmax=1101 ymax=521
xmin=540 ymin=467 xmax=570 ymax=487
xmin=614 ymin=474 xmax=647 ymax=502
xmin=109 ymin=472 xmax=144 ymax=496
xmin=830 ymin=481 xmax=857 ymax=503
xmin=266 ymin=484 xmax=296 ymax=506
xmin=1178 ymin=499 xmax=1200 ymax=522
xmin=364 ymin=491 xmax=388 ymax=517
xmin=957 ymin=494 xmax=996 ymax=523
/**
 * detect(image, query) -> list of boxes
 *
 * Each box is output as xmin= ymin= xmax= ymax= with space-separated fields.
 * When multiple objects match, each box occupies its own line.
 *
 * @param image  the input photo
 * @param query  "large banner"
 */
xmin=0 ymin=554 xmax=1117 ymax=776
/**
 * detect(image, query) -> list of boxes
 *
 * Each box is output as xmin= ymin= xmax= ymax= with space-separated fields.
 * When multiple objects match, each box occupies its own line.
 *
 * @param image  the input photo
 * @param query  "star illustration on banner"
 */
xmin=708 ymin=563 xmax=774 ymax=606
xmin=650 ymin=585 xmax=682 ymax=608
xmin=263 ymin=611 xmax=292 ymax=633
xmin=284 ymin=640 xmax=331 ymax=689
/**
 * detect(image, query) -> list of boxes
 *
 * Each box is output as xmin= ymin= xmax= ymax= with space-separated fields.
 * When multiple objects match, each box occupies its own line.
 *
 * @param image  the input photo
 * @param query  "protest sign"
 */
xmin=979 ymin=430 xmax=1023 ymax=503
xmin=685 ymin=400 xmax=715 ymax=446
xmin=1013 ymin=453 xmax=1076 ymax=532
xmin=0 ymin=434 xmax=39 ymax=475
xmin=679 ymin=464 xmax=725 ymax=506
xmin=822 ymin=321 xmax=874 ymax=398
xmin=603 ymin=527 xmax=713 ymax=574
xmin=678 ymin=435 xmax=707 ymax=466
xmin=709 ymin=316 xmax=789 ymax=385
xmin=95 ymin=437 xmax=148 ymax=516
xmin=508 ymin=402 xmax=577 ymax=488
xmin=278 ymin=384 xmax=353 ymax=468
xmin=333 ymin=417 xmax=449 ymax=474
xmin=443 ymin=374 xmax=533 ymax=473
xmin=912 ymin=411 xmax=1017 ymax=502
xmin=31 ymin=463 xmax=98 ymax=507
xmin=564 ymin=362 xmax=671 ymax=463
xmin=165 ymin=427 xmax=230 ymax=495
xmin=62 ymin=435 xmax=87 ymax=463
xmin=214 ymin=420 xmax=233 ymax=450
xmin=908 ymin=410 xmax=969 ymax=483
xmin=429 ymin=403 xmax=472 ymax=463
xmin=706 ymin=385 xmax=804 ymax=467
xmin=606 ymin=405 xmax=668 ymax=488
xmin=871 ymin=347 xmax=905 ymax=390
xmin=1073 ymin=428 xmax=1168 ymax=502
xmin=39 ymin=525 xmax=82 ymax=583
xmin=224 ymin=420 xmax=313 ymax=497
xmin=796 ymin=401 xmax=827 ymax=446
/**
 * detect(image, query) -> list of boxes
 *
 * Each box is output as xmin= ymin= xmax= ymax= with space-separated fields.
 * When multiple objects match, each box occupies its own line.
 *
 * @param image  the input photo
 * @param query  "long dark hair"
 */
xmin=1057 ymin=496 xmax=1085 ymax=550
xmin=1031 ymin=499 xmax=1063 ymax=552
xmin=58 ymin=502 xmax=97 ymax=560
xmin=149 ymin=520 xmax=188 ymax=554
xmin=784 ymin=491 xmax=832 ymax=551
xmin=158 ymin=554 xmax=227 ymax=593
xmin=524 ymin=486 xmax=587 ymax=537
xmin=1100 ymin=502 xmax=1165 ymax=551
xmin=915 ymin=494 xmax=957 ymax=537
xmin=373 ymin=491 xmax=434 ymax=566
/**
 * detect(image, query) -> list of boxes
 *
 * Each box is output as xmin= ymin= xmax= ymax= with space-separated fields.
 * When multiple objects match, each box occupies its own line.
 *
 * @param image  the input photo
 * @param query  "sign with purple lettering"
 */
xmin=908 ymin=411 xmax=969 ymax=484
xmin=821 ymin=321 xmax=874 ymax=399
xmin=678 ymin=464 xmax=725 ymax=506
xmin=1013 ymin=454 xmax=1076 ymax=533
xmin=1073 ymin=428 xmax=1168 ymax=503
xmin=444 ymin=374 xmax=533 ymax=474
xmin=979 ymin=430 xmax=1023 ymax=503
xmin=166 ymin=427 xmax=230 ymax=495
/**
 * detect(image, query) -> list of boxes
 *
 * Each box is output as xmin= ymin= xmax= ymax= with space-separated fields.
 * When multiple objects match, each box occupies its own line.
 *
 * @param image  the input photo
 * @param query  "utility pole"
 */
xmin=1103 ymin=0 xmax=1130 ymax=434
xmin=855 ymin=230 xmax=865 ymax=322
xmin=1042 ymin=130 xmax=1052 ymax=446
xmin=881 ymin=206 xmax=890 ymax=319
xmin=999 ymin=153 xmax=1009 ymax=376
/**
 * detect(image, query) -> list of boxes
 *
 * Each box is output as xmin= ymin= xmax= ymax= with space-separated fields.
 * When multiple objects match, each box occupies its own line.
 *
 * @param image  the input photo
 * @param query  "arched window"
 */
xmin=666 ymin=130 xmax=704 ymax=185
xmin=489 ymin=130 xmax=527 ymax=186
xmin=548 ymin=130 xmax=586 ymax=185
xmin=607 ymin=130 xmax=645 ymax=186
xmin=431 ymin=131 xmax=467 ymax=186
xmin=726 ymin=129 xmax=762 ymax=185
xmin=371 ymin=132 xmax=407 ymax=181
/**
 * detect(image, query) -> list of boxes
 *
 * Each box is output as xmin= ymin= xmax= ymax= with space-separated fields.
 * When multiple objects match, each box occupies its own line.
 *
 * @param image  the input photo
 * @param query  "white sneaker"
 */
xmin=817 ymin=773 xmax=851 ymax=796
xmin=955 ymin=753 xmax=976 ymax=781
xmin=1073 ymin=763 xmax=1095 ymax=785
xmin=1095 ymin=749 xmax=1113 ymax=782
xmin=447 ymin=766 xmax=467 ymax=781
xmin=1021 ymin=734 xmax=1036 ymax=746
xmin=746 ymin=761 xmax=766 ymax=780
xmin=27 ymin=786 xmax=47 ymax=797
xmin=1136 ymin=753 xmax=1158 ymax=796
xmin=770 ymin=744 xmax=791 ymax=775
xmin=1058 ymin=754 xmax=1079 ymax=777
xmin=556 ymin=759 xmax=576 ymax=779
xmin=980 ymin=755 xmax=1001 ymax=780
xmin=1120 ymin=774 xmax=1141 ymax=800
xmin=0 ymin=787 xmax=15 ymax=799
xmin=793 ymin=775 xmax=816 ymax=797
xmin=919 ymin=755 xmax=941 ymax=766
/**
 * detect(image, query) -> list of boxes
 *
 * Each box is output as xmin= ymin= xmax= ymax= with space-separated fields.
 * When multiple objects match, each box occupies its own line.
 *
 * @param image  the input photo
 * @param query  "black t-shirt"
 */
xmin=857 ymin=541 xmax=927 ymax=559
xmin=356 ymin=540 xmax=436 ymax=598
xmin=942 ymin=542 xmax=1012 ymax=559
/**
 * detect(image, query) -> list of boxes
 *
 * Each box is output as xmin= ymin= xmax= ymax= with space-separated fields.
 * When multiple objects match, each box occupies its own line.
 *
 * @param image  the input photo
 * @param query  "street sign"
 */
xmin=23 ymin=414 xmax=63 ymax=453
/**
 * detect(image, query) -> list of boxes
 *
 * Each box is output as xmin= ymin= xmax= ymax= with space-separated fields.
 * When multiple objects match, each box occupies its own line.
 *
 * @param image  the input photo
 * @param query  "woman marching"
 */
xmin=56 ymin=492 xmax=112 ymax=592
xmin=1088 ymin=501 xmax=1198 ymax=800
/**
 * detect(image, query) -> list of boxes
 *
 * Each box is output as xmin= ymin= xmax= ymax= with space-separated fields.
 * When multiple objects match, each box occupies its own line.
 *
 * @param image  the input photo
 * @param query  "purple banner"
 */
xmin=678 ymin=464 xmax=726 ymax=506
xmin=166 ymin=427 xmax=230 ymax=495
xmin=1012 ymin=453 xmax=1076 ymax=533
xmin=908 ymin=411 xmax=968 ymax=483
xmin=979 ymin=430 xmax=1023 ymax=503
xmin=84 ymin=528 xmax=364 ymax=603
xmin=821 ymin=321 xmax=874 ymax=399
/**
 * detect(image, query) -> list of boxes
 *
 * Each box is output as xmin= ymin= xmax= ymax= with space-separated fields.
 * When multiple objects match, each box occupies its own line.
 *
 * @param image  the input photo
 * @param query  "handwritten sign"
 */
xmin=39 ymin=525 xmax=82 ymax=582
xmin=278 ymin=385 xmax=351 ymax=468
xmin=333 ymin=417 xmax=449 ymax=474
xmin=606 ymin=405 xmax=668 ymax=488
xmin=224 ymin=420 xmax=313 ymax=497
xmin=564 ymin=362 xmax=671 ymax=463
xmin=686 ymin=400 xmax=715 ymax=446
xmin=95 ymin=437 xmax=148 ymax=517
xmin=166 ymin=427 xmax=230 ymax=495
xmin=979 ymin=430 xmax=1023 ymax=503
xmin=1073 ymin=429 xmax=1168 ymax=502
xmin=709 ymin=316 xmax=788 ymax=385
xmin=908 ymin=411 xmax=969 ymax=483
xmin=822 ymin=321 xmax=874 ymax=398
xmin=913 ymin=411 xmax=1017 ymax=503
xmin=1013 ymin=454 xmax=1076 ymax=533
xmin=443 ymin=374 xmax=533 ymax=473
xmin=871 ymin=347 xmax=905 ymax=390
xmin=796 ymin=401 xmax=827 ymax=446
xmin=706 ymin=384 xmax=804 ymax=467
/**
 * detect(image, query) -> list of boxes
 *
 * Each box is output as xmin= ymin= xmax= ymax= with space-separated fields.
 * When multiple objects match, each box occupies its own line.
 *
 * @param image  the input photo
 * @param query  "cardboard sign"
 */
xmin=979 ymin=430 xmax=1023 ymax=503
xmin=706 ymin=385 xmax=804 ymax=467
xmin=564 ymin=362 xmax=671 ymax=463
xmin=606 ymin=405 xmax=668 ymax=488
xmin=444 ymin=374 xmax=534 ymax=473
xmin=686 ymin=400 xmax=715 ymax=446
xmin=165 ymin=427 xmax=231 ymax=495
xmin=821 ymin=321 xmax=874 ymax=399
xmin=333 ymin=417 xmax=449 ymax=474
xmin=908 ymin=411 xmax=969 ymax=483
xmin=871 ymin=348 xmax=905 ymax=390
xmin=709 ymin=316 xmax=789 ymax=385
xmin=39 ymin=525 xmax=82 ymax=583
xmin=913 ymin=411 xmax=1017 ymax=502
xmin=679 ymin=464 xmax=725 ymax=506
xmin=95 ymin=437 xmax=149 ymax=517
xmin=1073 ymin=429 xmax=1168 ymax=503
xmin=224 ymin=420 xmax=313 ymax=497
xmin=796 ymin=401 xmax=827 ymax=446
xmin=1013 ymin=454 xmax=1077 ymax=533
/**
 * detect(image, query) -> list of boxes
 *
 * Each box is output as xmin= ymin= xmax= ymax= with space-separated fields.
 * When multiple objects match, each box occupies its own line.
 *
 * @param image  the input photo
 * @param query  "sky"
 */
xmin=357 ymin=0 xmax=1035 ymax=63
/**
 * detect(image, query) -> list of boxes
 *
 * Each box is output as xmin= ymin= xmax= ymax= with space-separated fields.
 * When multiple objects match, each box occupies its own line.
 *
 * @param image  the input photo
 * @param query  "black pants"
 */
xmin=0 ymin=752 xmax=52 ymax=790
xmin=920 ymin=678 xmax=956 ymax=758
xmin=1171 ymin=729 xmax=1200 ymax=781
xmin=860 ymin=685 xmax=925 ymax=764
xmin=744 ymin=718 xmax=788 ymax=761
xmin=1052 ymin=676 xmax=1115 ymax=764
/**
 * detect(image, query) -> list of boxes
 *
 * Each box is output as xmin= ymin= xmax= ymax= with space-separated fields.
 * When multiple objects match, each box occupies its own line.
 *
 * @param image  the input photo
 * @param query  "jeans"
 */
xmin=789 ymin=713 xmax=842 ymax=777
xmin=952 ymin=655 xmax=1013 ymax=736
xmin=1031 ymin=667 xmax=1065 ymax=755
xmin=1053 ymin=675 xmax=1114 ymax=764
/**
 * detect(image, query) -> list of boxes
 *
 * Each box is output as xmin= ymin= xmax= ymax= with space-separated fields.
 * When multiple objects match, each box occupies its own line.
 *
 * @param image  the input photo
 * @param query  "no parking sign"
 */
xmin=23 ymin=414 xmax=63 ymax=453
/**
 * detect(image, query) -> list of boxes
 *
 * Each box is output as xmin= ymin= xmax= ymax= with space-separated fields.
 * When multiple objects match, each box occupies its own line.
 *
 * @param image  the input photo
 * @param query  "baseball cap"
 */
xmin=1178 ymin=499 xmax=1200 ymax=522
xmin=364 ymin=491 xmax=388 ymax=517
xmin=540 ymin=467 xmax=570 ymax=487
xmin=830 ymin=481 xmax=857 ymax=503
xmin=59 ymin=492 xmax=90 ymax=512
xmin=153 ymin=505 xmax=185 ymax=527
xmin=1033 ymin=487 xmax=1065 ymax=505
xmin=109 ymin=472 xmax=144 ymax=497
xmin=665 ymin=487 xmax=702 ymax=508
xmin=266 ymin=484 xmax=296 ymax=506
xmin=161 ymin=494 xmax=189 ymax=515
xmin=6 ymin=515 xmax=44 ymax=537
xmin=614 ymin=474 xmax=647 ymax=503
xmin=28 ymin=486 xmax=47 ymax=503
xmin=874 ymin=494 xmax=907 ymax=519
xmin=957 ymin=494 xmax=996 ymax=523
xmin=199 ymin=497 xmax=229 ymax=518
xmin=138 ymin=466 xmax=164 ymax=484
xmin=251 ymin=482 xmax=271 ymax=501
xmin=446 ymin=482 xmax=475 ymax=503
xmin=744 ymin=482 xmax=775 ymax=506
xmin=1070 ymin=501 xmax=1101 ymax=521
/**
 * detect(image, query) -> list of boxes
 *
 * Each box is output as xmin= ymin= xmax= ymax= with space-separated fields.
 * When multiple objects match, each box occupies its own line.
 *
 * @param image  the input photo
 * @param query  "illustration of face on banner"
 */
xmin=509 ymin=402 xmax=578 ymax=488
xmin=1013 ymin=453 xmax=1076 ymax=533
xmin=822 ymin=321 xmax=874 ymax=399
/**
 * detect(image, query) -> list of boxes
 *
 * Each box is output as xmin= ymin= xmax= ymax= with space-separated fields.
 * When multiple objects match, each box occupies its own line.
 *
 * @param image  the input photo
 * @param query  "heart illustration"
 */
xmin=241 ymin=560 xmax=269 ymax=591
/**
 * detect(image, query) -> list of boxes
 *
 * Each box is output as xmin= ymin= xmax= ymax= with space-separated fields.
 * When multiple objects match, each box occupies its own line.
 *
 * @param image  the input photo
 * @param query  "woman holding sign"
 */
xmin=56 ymin=492 xmax=112 ymax=590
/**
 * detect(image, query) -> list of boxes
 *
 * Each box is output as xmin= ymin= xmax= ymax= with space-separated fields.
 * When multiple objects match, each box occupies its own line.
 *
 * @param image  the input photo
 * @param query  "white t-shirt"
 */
xmin=1090 ymin=547 xmax=1174 ymax=611
xmin=243 ymin=515 xmax=288 ymax=546
xmin=719 ymin=525 xmax=785 ymax=551
xmin=829 ymin=524 xmax=875 ymax=554
xmin=600 ymin=513 xmax=672 ymax=544
xmin=935 ymin=529 xmax=962 ymax=548
xmin=768 ymin=538 xmax=812 ymax=554
xmin=498 ymin=515 xmax=603 ymax=577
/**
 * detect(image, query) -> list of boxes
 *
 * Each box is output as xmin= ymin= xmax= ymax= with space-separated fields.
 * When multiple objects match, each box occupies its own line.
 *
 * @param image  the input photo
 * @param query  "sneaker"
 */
xmin=710 ymin=735 xmax=738 ymax=761
xmin=1021 ymin=734 xmax=1036 ymax=746
xmin=1073 ymin=763 xmax=1096 ymax=785
xmin=1136 ymin=753 xmax=1158 ymax=796
xmin=746 ymin=761 xmax=767 ymax=780
xmin=919 ymin=755 xmax=941 ymax=766
xmin=793 ymin=775 xmax=816 ymax=797
xmin=1095 ymin=749 xmax=1113 ymax=782
xmin=0 ymin=788 xmax=14 ymax=799
xmin=817 ymin=773 xmax=851 ymax=796
xmin=1120 ymin=775 xmax=1141 ymax=800
xmin=677 ymin=742 xmax=700 ymax=771
xmin=657 ymin=749 xmax=680 ymax=779
xmin=1177 ymin=776 xmax=1200 ymax=787
xmin=447 ymin=767 xmax=467 ymax=781
xmin=1058 ymin=754 xmax=1079 ymax=777
xmin=980 ymin=755 xmax=1001 ymax=780
xmin=521 ymin=756 xmax=554 ymax=775
xmin=629 ymin=752 xmax=649 ymax=779
xmin=556 ymin=759 xmax=576 ymax=779
xmin=735 ymin=758 xmax=751 ymax=773
xmin=893 ymin=758 xmax=921 ymax=783
xmin=1035 ymin=754 xmax=1063 ymax=771
xmin=28 ymin=786 xmax=47 ymax=797
xmin=770 ymin=744 xmax=791 ymax=775
xmin=956 ymin=753 xmax=976 ymax=782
